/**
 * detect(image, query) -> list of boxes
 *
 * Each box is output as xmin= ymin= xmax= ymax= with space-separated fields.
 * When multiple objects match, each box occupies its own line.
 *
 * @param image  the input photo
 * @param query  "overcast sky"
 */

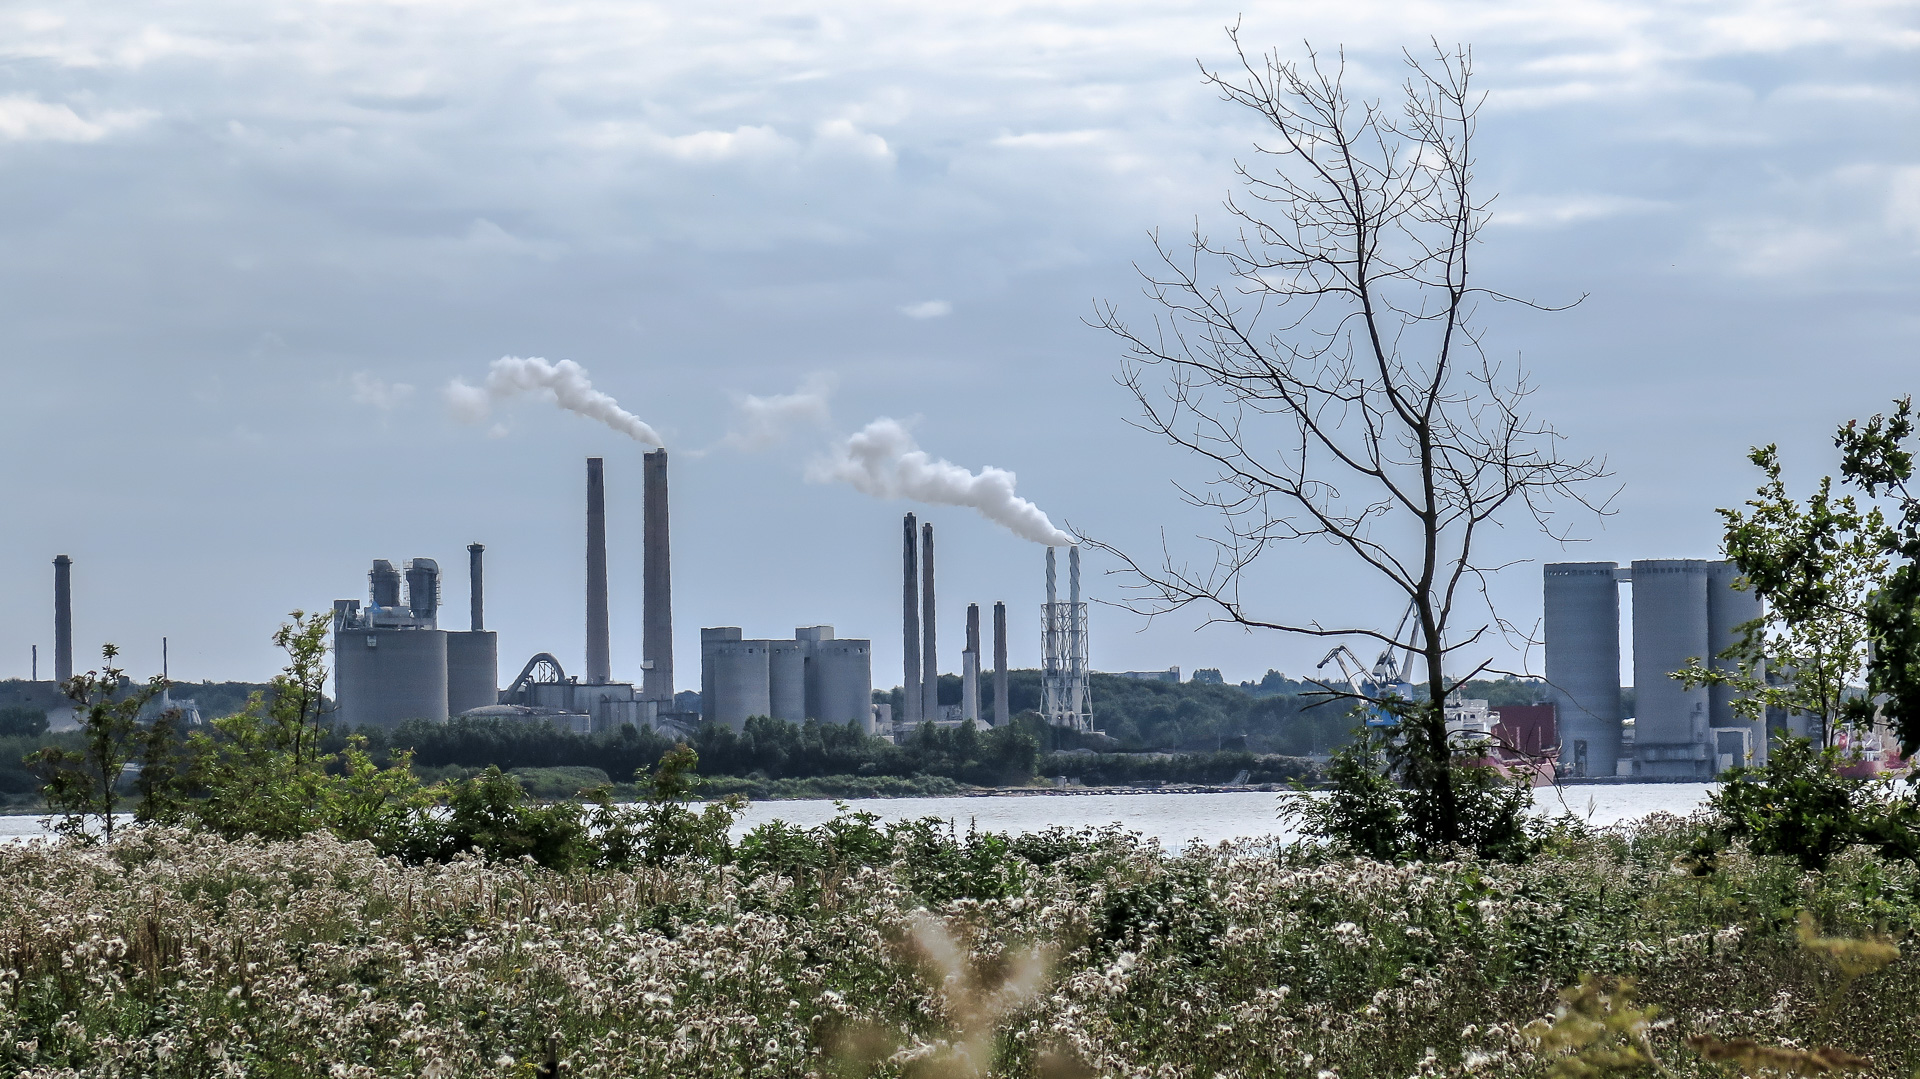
xmin=0 ymin=0 xmax=1915 ymax=693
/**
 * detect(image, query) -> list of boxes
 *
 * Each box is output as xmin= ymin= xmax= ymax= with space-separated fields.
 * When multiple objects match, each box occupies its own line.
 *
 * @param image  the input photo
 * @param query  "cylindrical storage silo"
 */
xmin=1544 ymin=562 xmax=1623 ymax=778
xmin=768 ymin=640 xmax=807 ymax=723
xmin=333 ymin=627 xmax=448 ymax=728
xmin=1707 ymin=560 xmax=1767 ymax=767
xmin=702 ymin=636 xmax=770 ymax=731
xmin=1631 ymin=559 xmax=1712 ymax=777
xmin=446 ymin=630 xmax=499 ymax=717
xmin=806 ymin=639 xmax=873 ymax=729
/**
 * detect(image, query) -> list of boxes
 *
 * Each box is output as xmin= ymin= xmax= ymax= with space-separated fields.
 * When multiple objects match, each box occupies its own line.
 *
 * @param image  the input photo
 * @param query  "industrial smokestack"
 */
xmin=53 ymin=555 xmax=72 ymax=683
xmin=643 ymin=449 xmax=674 ymax=703
xmin=1068 ymin=545 xmax=1083 ymax=687
xmin=901 ymin=513 xmax=921 ymax=727
xmin=921 ymin=522 xmax=938 ymax=723
xmin=993 ymin=601 xmax=1008 ymax=726
xmin=468 ymin=544 xmax=485 ymax=631
xmin=962 ymin=602 xmax=981 ymax=725
xmin=586 ymin=457 xmax=611 ymax=685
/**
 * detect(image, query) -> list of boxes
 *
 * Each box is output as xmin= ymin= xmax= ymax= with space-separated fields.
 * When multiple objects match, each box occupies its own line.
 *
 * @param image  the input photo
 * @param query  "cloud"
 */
xmin=349 ymin=372 xmax=414 ymax=411
xmin=812 ymin=119 xmax=893 ymax=162
xmin=719 ymin=375 xmax=835 ymax=452
xmin=899 ymin=300 xmax=952 ymax=319
xmin=1490 ymin=194 xmax=1668 ymax=228
xmin=0 ymin=97 xmax=151 ymax=142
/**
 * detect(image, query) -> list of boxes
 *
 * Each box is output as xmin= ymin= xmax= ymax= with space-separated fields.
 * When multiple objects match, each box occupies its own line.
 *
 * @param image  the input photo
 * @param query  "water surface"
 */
xmin=0 ymin=783 xmax=1717 ymax=850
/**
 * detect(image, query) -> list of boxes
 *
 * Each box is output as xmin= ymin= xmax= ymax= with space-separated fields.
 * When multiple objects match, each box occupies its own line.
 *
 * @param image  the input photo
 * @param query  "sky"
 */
xmin=0 ymin=0 xmax=1915 ymax=693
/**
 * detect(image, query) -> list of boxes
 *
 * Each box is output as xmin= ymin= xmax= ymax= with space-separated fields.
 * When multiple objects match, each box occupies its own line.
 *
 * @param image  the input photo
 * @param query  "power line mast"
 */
xmin=1041 ymin=545 xmax=1092 ymax=731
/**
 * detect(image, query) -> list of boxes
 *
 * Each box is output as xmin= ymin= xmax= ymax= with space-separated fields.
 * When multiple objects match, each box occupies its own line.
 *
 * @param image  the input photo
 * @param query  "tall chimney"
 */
xmin=901 ymin=513 xmax=921 ymax=726
xmin=585 ymin=457 xmax=611 ymax=685
xmin=53 ymin=555 xmax=72 ymax=683
xmin=962 ymin=603 xmax=981 ymax=725
xmin=993 ymin=601 xmax=1009 ymax=726
xmin=468 ymin=543 xmax=485 ymax=632
xmin=643 ymin=450 xmax=674 ymax=703
xmin=1068 ymin=544 xmax=1083 ymax=686
xmin=921 ymin=522 xmax=938 ymax=723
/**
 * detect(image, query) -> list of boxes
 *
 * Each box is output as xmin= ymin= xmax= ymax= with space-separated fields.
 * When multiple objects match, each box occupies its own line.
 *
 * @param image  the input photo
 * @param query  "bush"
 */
xmin=1284 ymin=731 xmax=1535 ymax=862
xmin=1710 ymin=736 xmax=1920 ymax=869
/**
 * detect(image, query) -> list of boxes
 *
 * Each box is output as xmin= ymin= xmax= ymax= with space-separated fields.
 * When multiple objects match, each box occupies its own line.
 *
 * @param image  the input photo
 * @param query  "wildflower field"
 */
xmin=1 ymin=810 xmax=1916 ymax=1078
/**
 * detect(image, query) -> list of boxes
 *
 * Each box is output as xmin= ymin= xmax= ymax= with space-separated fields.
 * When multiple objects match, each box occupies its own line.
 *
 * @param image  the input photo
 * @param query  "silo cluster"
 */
xmin=1544 ymin=559 xmax=1763 ymax=778
xmin=699 ymin=626 xmax=873 ymax=731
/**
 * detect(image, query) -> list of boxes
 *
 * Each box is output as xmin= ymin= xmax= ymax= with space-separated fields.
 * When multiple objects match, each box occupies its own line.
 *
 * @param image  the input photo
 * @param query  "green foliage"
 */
xmin=185 ymin=610 xmax=428 ymax=841
xmin=1039 ymin=749 xmax=1317 ymax=786
xmin=390 ymin=711 xmax=1047 ymax=789
xmin=589 ymin=744 xmax=743 ymax=868
xmin=1284 ymin=727 xmax=1535 ymax=862
xmin=401 ymin=766 xmax=592 ymax=870
xmin=1833 ymin=397 xmax=1920 ymax=755
xmin=0 ymin=705 xmax=47 ymax=738
xmin=1676 ymin=444 xmax=1882 ymax=748
xmin=1708 ymin=737 xmax=1920 ymax=870
xmin=27 ymin=644 xmax=164 ymax=842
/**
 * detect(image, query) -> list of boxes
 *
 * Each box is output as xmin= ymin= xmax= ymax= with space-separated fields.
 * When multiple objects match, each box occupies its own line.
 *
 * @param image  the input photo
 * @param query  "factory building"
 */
xmin=1544 ymin=559 xmax=1761 ymax=778
xmin=700 ymin=626 xmax=873 ymax=731
xmin=334 ymin=557 xmax=477 ymax=728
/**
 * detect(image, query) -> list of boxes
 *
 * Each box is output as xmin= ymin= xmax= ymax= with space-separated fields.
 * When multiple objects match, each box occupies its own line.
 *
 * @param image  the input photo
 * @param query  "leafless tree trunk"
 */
xmin=1089 ymin=32 xmax=1606 ymax=846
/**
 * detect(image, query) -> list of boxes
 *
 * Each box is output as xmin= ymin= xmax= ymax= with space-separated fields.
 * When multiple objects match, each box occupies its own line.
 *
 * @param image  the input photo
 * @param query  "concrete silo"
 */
xmin=798 ymin=626 xmax=873 ymax=730
xmin=1707 ymin=560 xmax=1766 ymax=767
xmin=701 ymin=628 xmax=770 ymax=731
xmin=1544 ymin=562 xmax=1624 ymax=777
xmin=768 ymin=639 xmax=807 ymax=723
xmin=1631 ymin=559 xmax=1712 ymax=777
xmin=445 ymin=544 xmax=499 ymax=717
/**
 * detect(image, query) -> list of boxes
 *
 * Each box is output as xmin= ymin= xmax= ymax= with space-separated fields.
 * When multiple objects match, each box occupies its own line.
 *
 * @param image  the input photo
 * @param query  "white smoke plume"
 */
xmin=446 ymin=356 xmax=662 ymax=447
xmin=809 ymin=417 xmax=1072 ymax=545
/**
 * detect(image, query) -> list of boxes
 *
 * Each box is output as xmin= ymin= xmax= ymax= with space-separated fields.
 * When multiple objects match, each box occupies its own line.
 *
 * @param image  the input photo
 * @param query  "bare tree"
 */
xmin=1089 ymin=32 xmax=1606 ymax=845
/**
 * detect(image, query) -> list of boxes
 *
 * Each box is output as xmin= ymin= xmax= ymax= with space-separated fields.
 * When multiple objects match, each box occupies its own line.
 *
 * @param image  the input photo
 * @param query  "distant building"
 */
xmin=1113 ymin=668 xmax=1180 ymax=683
xmin=700 ymin=626 xmax=874 ymax=733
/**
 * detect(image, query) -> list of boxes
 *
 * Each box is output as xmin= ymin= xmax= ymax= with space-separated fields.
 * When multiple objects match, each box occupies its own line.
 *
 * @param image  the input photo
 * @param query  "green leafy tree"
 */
xmin=1675 ymin=445 xmax=1884 ymax=748
xmin=1285 ymin=726 xmax=1532 ymax=862
xmin=1832 ymin=397 xmax=1920 ymax=754
xmin=185 ymin=611 xmax=432 ymax=847
xmin=592 ymin=744 xmax=743 ymax=868
xmin=1711 ymin=738 xmax=1863 ymax=870
xmin=28 ymin=644 xmax=164 ymax=842
xmin=188 ymin=611 xmax=340 ymax=839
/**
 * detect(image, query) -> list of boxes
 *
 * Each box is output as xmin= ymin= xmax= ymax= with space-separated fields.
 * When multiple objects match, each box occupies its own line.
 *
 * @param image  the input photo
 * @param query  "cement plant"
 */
xmin=18 ymin=443 xmax=1874 ymax=783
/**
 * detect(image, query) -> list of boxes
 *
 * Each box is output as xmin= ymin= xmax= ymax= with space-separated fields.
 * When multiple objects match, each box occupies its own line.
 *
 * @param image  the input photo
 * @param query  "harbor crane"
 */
xmin=1315 ymin=603 xmax=1418 ymax=727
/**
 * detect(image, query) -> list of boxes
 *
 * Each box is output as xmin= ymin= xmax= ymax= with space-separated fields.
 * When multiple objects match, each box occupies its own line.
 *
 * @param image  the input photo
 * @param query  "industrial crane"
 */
xmin=1315 ymin=602 xmax=1419 ymax=728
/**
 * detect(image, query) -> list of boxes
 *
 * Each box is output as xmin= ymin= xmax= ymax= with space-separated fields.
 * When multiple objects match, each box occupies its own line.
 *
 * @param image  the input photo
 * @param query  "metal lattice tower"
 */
xmin=1040 ymin=545 xmax=1091 ymax=731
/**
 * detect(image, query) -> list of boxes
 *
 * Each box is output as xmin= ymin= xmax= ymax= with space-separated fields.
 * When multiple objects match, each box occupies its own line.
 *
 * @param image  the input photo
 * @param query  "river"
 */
xmin=0 ymin=784 xmax=1716 ymax=849
xmin=729 ymin=783 xmax=1715 ymax=848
